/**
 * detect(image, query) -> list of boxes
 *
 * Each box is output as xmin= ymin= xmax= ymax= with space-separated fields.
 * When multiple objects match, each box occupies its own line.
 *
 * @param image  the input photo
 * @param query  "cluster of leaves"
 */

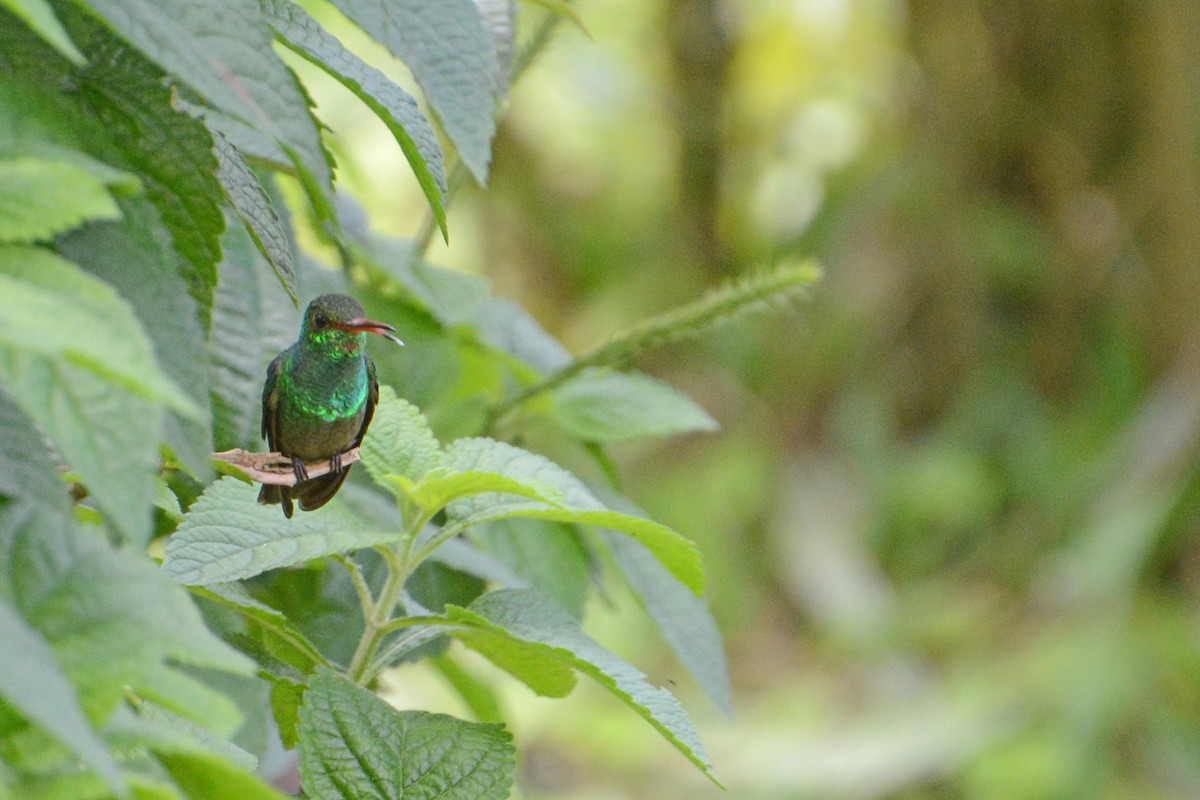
xmin=0 ymin=0 xmax=816 ymax=797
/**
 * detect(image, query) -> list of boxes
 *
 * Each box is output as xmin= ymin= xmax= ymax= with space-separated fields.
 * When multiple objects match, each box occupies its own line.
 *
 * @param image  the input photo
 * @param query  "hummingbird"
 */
xmin=258 ymin=293 xmax=403 ymax=518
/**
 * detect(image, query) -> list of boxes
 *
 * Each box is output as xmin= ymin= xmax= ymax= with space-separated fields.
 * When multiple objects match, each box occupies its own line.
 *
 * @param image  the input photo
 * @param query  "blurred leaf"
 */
xmin=444 ymin=438 xmax=705 ymax=595
xmin=359 ymin=386 xmax=445 ymax=484
xmin=105 ymin=702 xmax=256 ymax=772
xmin=262 ymin=0 xmax=448 ymax=237
xmin=158 ymin=752 xmax=288 ymax=800
xmin=164 ymin=477 xmax=403 ymax=584
xmin=75 ymin=0 xmax=333 ymax=199
xmin=0 ymin=157 xmax=120 ymax=242
xmin=298 ymin=668 xmax=514 ymax=800
xmin=0 ymin=599 xmax=123 ymax=795
xmin=472 ymin=519 xmax=590 ymax=619
xmin=209 ymin=129 xmax=296 ymax=303
xmin=0 ymin=384 xmax=73 ymax=529
xmin=0 ymin=0 xmax=85 ymax=64
xmin=195 ymin=582 xmax=329 ymax=674
xmin=605 ymin=532 xmax=731 ymax=716
xmin=444 ymin=589 xmax=718 ymax=783
xmin=550 ymin=368 xmax=718 ymax=442
xmin=330 ymin=0 xmax=498 ymax=183
xmin=58 ymin=200 xmax=214 ymax=480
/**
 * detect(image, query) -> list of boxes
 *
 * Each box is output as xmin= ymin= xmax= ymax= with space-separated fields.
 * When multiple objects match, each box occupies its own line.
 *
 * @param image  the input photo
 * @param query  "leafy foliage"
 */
xmin=0 ymin=1 xmax=817 ymax=796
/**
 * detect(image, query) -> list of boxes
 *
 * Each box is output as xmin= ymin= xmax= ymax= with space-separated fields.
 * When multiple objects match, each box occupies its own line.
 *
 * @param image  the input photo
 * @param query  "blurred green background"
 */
xmin=299 ymin=1 xmax=1200 ymax=797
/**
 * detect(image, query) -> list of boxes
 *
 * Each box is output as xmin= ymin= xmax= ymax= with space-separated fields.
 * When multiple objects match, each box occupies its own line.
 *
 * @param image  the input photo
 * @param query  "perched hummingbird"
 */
xmin=259 ymin=293 xmax=403 ymax=518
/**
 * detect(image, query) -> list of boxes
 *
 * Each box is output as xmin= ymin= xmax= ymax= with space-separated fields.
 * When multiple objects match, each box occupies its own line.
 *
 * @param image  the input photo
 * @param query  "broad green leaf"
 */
xmin=195 ymin=583 xmax=329 ymax=674
xmin=63 ymin=12 xmax=227 ymax=323
xmin=0 ymin=599 xmax=123 ymax=795
xmin=209 ymin=131 xmax=296 ymax=302
xmin=402 ymin=470 xmax=565 ymax=514
xmin=551 ymin=369 xmax=718 ymax=443
xmin=0 ymin=245 xmax=200 ymax=416
xmin=105 ymin=702 xmax=256 ymax=772
xmin=298 ymin=668 xmax=514 ymax=800
xmin=75 ymin=0 xmax=333 ymax=200
xmin=0 ymin=0 xmax=85 ymax=64
xmin=474 ymin=0 xmax=516 ymax=92
xmin=605 ymin=533 xmax=731 ymax=716
xmin=0 ymin=504 xmax=251 ymax=729
xmin=0 ymin=353 xmax=159 ymax=547
xmin=58 ymin=200 xmax=214 ymax=480
xmin=472 ymin=519 xmax=591 ymax=619
xmin=136 ymin=664 xmax=245 ymax=739
xmin=158 ymin=752 xmax=288 ymax=800
xmin=444 ymin=438 xmax=705 ymax=595
xmin=0 ymin=157 xmax=119 ymax=242
xmin=360 ymin=386 xmax=444 ymax=484
xmin=0 ymin=385 xmax=73 ymax=530
xmin=331 ymin=0 xmax=499 ymax=183
xmin=262 ymin=0 xmax=448 ymax=237
xmin=164 ymin=477 xmax=404 ymax=585
xmin=444 ymin=589 xmax=718 ymax=783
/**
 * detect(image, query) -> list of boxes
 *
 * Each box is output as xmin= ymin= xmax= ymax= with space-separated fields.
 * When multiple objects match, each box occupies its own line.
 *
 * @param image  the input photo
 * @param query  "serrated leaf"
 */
xmin=331 ymin=0 xmax=498 ymax=184
xmin=0 ymin=0 xmax=85 ymax=64
xmin=605 ymin=533 xmax=731 ymax=716
xmin=209 ymin=128 xmax=297 ymax=302
xmin=402 ymin=470 xmax=565 ymax=514
xmin=0 ymin=245 xmax=199 ymax=415
xmin=164 ymin=477 xmax=404 ymax=585
xmin=195 ymin=582 xmax=329 ymax=674
xmin=75 ymin=0 xmax=333 ymax=199
xmin=0 ymin=157 xmax=119 ymax=242
xmin=444 ymin=438 xmax=705 ymax=595
xmin=58 ymin=200 xmax=214 ymax=480
xmin=0 ymin=599 xmax=124 ymax=795
xmin=444 ymin=589 xmax=718 ymax=783
xmin=298 ymin=668 xmax=515 ymax=800
xmin=360 ymin=385 xmax=444 ymax=484
xmin=551 ymin=369 xmax=718 ymax=443
xmin=474 ymin=0 xmax=516 ymax=92
xmin=262 ymin=0 xmax=448 ymax=237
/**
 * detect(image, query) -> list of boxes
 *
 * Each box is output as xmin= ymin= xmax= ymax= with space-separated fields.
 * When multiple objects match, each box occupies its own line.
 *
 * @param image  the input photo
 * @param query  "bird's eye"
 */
xmin=313 ymin=313 xmax=328 ymax=329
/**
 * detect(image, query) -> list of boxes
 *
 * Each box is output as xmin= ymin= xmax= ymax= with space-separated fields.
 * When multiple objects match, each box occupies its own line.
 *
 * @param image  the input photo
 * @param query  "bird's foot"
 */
xmin=292 ymin=458 xmax=310 ymax=484
xmin=330 ymin=450 xmax=344 ymax=473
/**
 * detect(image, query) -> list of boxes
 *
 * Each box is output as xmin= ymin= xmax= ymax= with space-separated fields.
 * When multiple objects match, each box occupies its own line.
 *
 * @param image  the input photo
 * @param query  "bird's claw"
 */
xmin=331 ymin=451 xmax=344 ymax=473
xmin=292 ymin=458 xmax=310 ymax=484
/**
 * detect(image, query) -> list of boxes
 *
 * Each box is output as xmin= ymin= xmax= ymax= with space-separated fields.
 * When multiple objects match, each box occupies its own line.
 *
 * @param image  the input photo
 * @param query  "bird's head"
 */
xmin=301 ymin=294 xmax=404 ymax=355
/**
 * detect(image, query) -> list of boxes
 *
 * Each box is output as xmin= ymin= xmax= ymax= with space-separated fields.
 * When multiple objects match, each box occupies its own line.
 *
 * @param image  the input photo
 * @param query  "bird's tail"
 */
xmin=258 ymin=482 xmax=295 ymax=518
xmin=294 ymin=466 xmax=352 ymax=513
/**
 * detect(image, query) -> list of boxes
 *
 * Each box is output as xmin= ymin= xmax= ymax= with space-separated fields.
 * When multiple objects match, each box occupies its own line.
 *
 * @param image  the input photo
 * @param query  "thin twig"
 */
xmin=210 ymin=448 xmax=361 ymax=485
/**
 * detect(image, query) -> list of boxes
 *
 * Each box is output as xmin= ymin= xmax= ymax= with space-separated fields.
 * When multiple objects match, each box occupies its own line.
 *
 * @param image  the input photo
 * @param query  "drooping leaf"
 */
xmin=0 ymin=156 xmax=120 ymax=242
xmin=0 ymin=0 xmax=85 ymax=64
xmin=261 ymin=0 xmax=448 ymax=237
xmin=359 ymin=385 xmax=445 ymax=485
xmin=74 ymin=0 xmax=333 ymax=200
xmin=0 ymin=599 xmax=124 ymax=795
xmin=605 ymin=533 xmax=731 ymax=716
xmin=443 ymin=438 xmax=705 ymax=595
xmin=443 ymin=589 xmax=718 ymax=783
xmin=58 ymin=199 xmax=214 ymax=480
xmin=195 ymin=582 xmax=329 ymax=674
xmin=298 ymin=668 xmax=515 ymax=800
xmin=209 ymin=128 xmax=297 ymax=303
xmin=164 ymin=477 xmax=404 ymax=585
xmin=330 ymin=0 xmax=499 ymax=183
xmin=550 ymin=368 xmax=718 ymax=443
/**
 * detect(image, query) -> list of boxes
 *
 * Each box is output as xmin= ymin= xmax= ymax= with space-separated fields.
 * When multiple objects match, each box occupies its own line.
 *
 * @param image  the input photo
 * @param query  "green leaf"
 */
xmin=0 ymin=245 xmax=200 ymax=416
xmin=472 ymin=519 xmax=591 ymax=619
xmin=209 ymin=130 xmax=297 ymax=303
xmin=105 ymin=702 xmax=256 ymax=772
xmin=360 ymin=385 xmax=445 ymax=484
xmin=444 ymin=438 xmax=705 ymax=595
xmin=298 ymin=668 xmax=515 ymax=800
xmin=0 ymin=599 xmax=124 ymax=796
xmin=58 ymin=200 xmax=214 ymax=480
xmin=402 ymin=470 xmax=565 ymax=515
xmin=262 ymin=0 xmax=448 ymax=237
xmin=605 ymin=533 xmax=731 ymax=716
xmin=158 ymin=752 xmax=289 ymax=800
xmin=0 ymin=157 xmax=120 ymax=242
xmin=0 ymin=384 xmax=73 ymax=530
xmin=195 ymin=583 xmax=329 ymax=674
xmin=75 ymin=0 xmax=333 ymax=199
xmin=444 ymin=589 xmax=718 ymax=783
xmin=0 ymin=0 xmax=85 ymax=64
xmin=550 ymin=369 xmax=718 ymax=442
xmin=164 ymin=477 xmax=405 ymax=585
xmin=330 ymin=0 xmax=498 ymax=184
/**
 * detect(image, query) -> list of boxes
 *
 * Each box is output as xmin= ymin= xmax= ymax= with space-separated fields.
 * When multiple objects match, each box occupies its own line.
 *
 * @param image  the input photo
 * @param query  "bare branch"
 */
xmin=210 ymin=448 xmax=361 ymax=486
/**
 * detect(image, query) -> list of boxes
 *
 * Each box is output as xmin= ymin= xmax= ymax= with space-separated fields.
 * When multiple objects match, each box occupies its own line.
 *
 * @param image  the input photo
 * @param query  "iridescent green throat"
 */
xmin=279 ymin=338 xmax=369 ymax=423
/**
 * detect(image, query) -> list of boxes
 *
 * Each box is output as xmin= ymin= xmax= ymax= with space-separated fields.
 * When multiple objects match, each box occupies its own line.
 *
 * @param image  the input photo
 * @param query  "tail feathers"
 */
xmin=294 ymin=465 xmax=353 ymax=513
xmin=258 ymin=482 xmax=295 ymax=518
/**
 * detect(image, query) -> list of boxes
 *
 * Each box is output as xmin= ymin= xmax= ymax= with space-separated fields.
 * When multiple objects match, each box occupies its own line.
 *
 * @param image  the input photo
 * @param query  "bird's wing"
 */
xmin=261 ymin=352 xmax=283 ymax=449
xmin=352 ymin=357 xmax=380 ymax=450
